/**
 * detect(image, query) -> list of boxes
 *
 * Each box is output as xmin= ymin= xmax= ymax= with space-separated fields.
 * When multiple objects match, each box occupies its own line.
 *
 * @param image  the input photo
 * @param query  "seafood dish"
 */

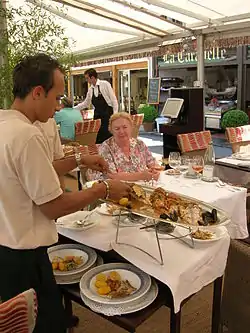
xmin=191 ymin=229 xmax=214 ymax=240
xmin=51 ymin=255 xmax=84 ymax=272
xmin=94 ymin=271 xmax=137 ymax=298
xmin=149 ymin=188 xmax=219 ymax=226
xmin=108 ymin=184 xmax=224 ymax=227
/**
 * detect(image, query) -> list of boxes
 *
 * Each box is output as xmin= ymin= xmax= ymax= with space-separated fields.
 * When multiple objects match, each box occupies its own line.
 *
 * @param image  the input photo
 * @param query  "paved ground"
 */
xmin=138 ymin=131 xmax=232 ymax=159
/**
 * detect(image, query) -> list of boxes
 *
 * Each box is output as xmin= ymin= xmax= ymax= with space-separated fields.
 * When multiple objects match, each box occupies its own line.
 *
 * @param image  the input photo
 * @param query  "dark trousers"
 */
xmin=0 ymin=245 xmax=66 ymax=333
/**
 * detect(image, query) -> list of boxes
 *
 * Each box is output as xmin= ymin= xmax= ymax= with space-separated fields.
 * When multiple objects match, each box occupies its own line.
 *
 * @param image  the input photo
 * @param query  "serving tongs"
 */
xmin=140 ymin=221 xmax=175 ymax=233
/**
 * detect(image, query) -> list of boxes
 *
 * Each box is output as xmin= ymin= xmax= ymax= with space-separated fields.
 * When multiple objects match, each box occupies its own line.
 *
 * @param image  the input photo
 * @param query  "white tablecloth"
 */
xmin=57 ymin=211 xmax=230 ymax=313
xmin=157 ymin=172 xmax=248 ymax=239
xmin=215 ymin=157 xmax=250 ymax=186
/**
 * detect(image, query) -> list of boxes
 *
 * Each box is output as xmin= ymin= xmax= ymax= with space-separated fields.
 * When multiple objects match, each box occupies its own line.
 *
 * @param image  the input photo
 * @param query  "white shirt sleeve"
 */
xmin=15 ymin=134 xmax=63 ymax=205
xmin=74 ymin=88 xmax=92 ymax=110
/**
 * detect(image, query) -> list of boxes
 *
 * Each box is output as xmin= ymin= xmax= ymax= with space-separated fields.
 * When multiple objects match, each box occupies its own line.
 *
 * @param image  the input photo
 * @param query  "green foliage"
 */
xmin=0 ymin=3 xmax=76 ymax=108
xmin=221 ymin=109 xmax=249 ymax=129
xmin=138 ymin=104 xmax=158 ymax=123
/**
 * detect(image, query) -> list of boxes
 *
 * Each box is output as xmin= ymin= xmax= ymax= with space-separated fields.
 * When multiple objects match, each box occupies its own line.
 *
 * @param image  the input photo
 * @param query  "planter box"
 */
xmin=143 ymin=122 xmax=154 ymax=132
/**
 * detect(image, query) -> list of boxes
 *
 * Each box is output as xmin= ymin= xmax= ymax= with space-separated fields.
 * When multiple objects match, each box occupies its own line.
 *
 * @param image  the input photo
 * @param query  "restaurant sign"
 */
xmin=161 ymin=47 xmax=226 ymax=64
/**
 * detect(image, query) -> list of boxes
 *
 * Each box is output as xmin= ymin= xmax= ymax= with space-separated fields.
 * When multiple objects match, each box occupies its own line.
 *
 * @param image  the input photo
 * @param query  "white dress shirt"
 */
xmin=0 ymin=110 xmax=62 ymax=249
xmin=74 ymin=79 xmax=118 ymax=113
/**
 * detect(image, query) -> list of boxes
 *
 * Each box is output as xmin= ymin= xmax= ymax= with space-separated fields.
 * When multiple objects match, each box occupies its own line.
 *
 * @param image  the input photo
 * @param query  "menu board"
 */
xmin=147 ymin=78 xmax=161 ymax=104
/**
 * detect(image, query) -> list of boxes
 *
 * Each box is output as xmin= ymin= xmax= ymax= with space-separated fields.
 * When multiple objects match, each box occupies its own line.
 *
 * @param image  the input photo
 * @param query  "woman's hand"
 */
xmin=141 ymin=169 xmax=160 ymax=181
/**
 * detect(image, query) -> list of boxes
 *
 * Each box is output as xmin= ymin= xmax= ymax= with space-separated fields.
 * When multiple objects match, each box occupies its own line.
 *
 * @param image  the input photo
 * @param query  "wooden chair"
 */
xmin=74 ymin=119 xmax=101 ymax=146
xmin=131 ymin=114 xmax=144 ymax=138
xmin=177 ymin=130 xmax=212 ymax=157
xmin=221 ymin=240 xmax=250 ymax=333
xmin=0 ymin=289 xmax=37 ymax=333
xmin=80 ymin=109 xmax=94 ymax=120
xmin=225 ymin=125 xmax=250 ymax=153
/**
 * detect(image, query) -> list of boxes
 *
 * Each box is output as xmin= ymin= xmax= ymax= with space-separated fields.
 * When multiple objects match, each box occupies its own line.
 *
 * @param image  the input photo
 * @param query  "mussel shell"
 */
xmin=170 ymin=211 xmax=178 ymax=222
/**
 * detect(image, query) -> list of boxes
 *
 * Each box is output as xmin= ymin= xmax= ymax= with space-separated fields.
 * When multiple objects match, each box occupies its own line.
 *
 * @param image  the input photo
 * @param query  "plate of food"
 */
xmin=80 ymin=263 xmax=151 ymax=305
xmin=48 ymin=244 xmax=97 ymax=277
xmin=174 ymin=226 xmax=227 ymax=243
xmin=80 ymin=279 xmax=158 ymax=316
xmin=165 ymin=169 xmax=181 ymax=176
xmin=56 ymin=211 xmax=99 ymax=231
xmin=55 ymin=254 xmax=104 ymax=285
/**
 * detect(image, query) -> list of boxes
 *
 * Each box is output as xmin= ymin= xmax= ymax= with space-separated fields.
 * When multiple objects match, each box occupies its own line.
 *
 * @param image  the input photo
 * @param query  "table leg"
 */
xmin=212 ymin=276 xmax=223 ymax=333
xmin=170 ymin=308 xmax=181 ymax=333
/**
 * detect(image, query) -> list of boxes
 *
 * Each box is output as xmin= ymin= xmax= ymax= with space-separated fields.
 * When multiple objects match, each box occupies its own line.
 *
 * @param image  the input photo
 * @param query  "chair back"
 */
xmin=221 ymin=240 xmax=250 ymax=332
xmin=131 ymin=114 xmax=144 ymax=138
xmin=0 ymin=289 xmax=37 ymax=333
xmin=177 ymin=130 xmax=212 ymax=157
xmin=226 ymin=125 xmax=250 ymax=153
xmin=75 ymin=119 xmax=101 ymax=145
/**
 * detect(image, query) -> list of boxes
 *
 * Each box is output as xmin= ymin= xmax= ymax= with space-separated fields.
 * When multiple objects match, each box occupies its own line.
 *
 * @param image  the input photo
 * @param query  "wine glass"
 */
xmin=192 ymin=156 xmax=204 ymax=175
xmin=168 ymin=152 xmax=181 ymax=171
xmin=192 ymin=156 xmax=204 ymax=185
xmin=179 ymin=155 xmax=190 ymax=175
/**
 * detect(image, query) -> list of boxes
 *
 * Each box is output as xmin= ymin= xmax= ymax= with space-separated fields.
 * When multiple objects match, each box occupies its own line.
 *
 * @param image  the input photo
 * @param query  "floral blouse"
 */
xmin=87 ymin=137 xmax=156 ymax=180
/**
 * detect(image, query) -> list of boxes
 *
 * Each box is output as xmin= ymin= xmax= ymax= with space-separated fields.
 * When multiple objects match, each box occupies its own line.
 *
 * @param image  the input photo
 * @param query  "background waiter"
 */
xmin=74 ymin=68 xmax=118 ymax=143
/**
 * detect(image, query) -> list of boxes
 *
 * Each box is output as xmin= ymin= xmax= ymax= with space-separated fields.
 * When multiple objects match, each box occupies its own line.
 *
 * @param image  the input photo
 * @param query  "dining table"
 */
xmin=56 ymin=172 xmax=245 ymax=333
xmin=58 ymin=170 xmax=250 ymax=333
xmin=215 ymin=156 xmax=250 ymax=186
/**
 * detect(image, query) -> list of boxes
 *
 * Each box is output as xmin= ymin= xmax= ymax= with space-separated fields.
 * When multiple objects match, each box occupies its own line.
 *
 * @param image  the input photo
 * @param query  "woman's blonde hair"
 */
xmin=108 ymin=112 xmax=133 ymax=132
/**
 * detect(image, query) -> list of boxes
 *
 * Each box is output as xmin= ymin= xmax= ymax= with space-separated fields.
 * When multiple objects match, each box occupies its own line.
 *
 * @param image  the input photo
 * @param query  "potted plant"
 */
xmin=221 ymin=109 xmax=249 ymax=129
xmin=138 ymin=104 xmax=158 ymax=132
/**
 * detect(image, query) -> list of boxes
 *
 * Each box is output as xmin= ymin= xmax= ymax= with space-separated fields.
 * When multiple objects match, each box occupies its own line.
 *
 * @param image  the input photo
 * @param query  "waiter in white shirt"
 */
xmin=74 ymin=68 xmax=118 ymax=143
xmin=0 ymin=54 xmax=131 ymax=333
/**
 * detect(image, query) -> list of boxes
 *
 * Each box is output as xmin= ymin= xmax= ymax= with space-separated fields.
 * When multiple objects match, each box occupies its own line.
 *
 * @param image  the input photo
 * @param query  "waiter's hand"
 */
xmin=106 ymin=180 xmax=131 ymax=201
xmin=81 ymin=155 xmax=108 ymax=172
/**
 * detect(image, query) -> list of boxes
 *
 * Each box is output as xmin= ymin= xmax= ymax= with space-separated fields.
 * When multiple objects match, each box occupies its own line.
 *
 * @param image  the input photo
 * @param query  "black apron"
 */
xmin=92 ymin=85 xmax=113 ymax=144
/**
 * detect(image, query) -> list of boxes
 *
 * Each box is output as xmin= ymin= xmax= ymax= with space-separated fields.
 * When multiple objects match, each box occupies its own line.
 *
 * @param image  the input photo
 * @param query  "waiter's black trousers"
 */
xmin=0 ymin=245 xmax=66 ymax=333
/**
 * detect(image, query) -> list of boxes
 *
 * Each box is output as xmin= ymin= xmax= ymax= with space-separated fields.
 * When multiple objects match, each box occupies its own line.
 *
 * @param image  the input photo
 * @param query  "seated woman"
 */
xmin=54 ymin=96 xmax=82 ymax=142
xmin=87 ymin=112 xmax=161 ymax=182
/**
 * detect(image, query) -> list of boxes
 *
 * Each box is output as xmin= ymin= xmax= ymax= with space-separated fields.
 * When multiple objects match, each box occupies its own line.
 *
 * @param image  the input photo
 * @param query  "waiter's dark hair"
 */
xmin=12 ymin=53 xmax=64 ymax=99
xmin=84 ymin=68 xmax=98 ymax=79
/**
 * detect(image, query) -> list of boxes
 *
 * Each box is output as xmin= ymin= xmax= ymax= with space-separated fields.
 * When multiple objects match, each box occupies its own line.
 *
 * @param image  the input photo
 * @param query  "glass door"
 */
xmin=118 ymin=70 xmax=131 ymax=113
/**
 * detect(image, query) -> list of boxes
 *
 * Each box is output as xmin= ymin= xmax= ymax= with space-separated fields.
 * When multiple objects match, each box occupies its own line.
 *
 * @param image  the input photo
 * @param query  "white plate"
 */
xmin=80 ymin=263 xmax=151 ymax=305
xmin=95 ymin=203 xmax=127 ymax=216
xmin=48 ymin=244 xmax=97 ymax=277
xmin=56 ymin=211 xmax=99 ymax=231
xmin=232 ymin=152 xmax=250 ymax=161
xmin=175 ymin=226 xmax=227 ymax=243
xmin=165 ymin=169 xmax=181 ymax=176
xmin=80 ymin=280 xmax=158 ymax=316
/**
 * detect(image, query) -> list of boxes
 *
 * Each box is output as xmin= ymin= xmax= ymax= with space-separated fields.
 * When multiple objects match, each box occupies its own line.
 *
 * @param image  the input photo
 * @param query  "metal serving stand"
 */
xmin=113 ymin=207 xmax=195 ymax=266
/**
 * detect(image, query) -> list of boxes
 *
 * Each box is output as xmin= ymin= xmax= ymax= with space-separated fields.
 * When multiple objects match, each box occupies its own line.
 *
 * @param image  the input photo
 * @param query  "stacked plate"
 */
xmin=48 ymin=244 xmax=103 ymax=285
xmin=80 ymin=263 xmax=158 ymax=316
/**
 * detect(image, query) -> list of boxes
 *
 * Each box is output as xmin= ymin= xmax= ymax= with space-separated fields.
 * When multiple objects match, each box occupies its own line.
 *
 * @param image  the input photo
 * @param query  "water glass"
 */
xmin=169 ymin=152 xmax=181 ymax=170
